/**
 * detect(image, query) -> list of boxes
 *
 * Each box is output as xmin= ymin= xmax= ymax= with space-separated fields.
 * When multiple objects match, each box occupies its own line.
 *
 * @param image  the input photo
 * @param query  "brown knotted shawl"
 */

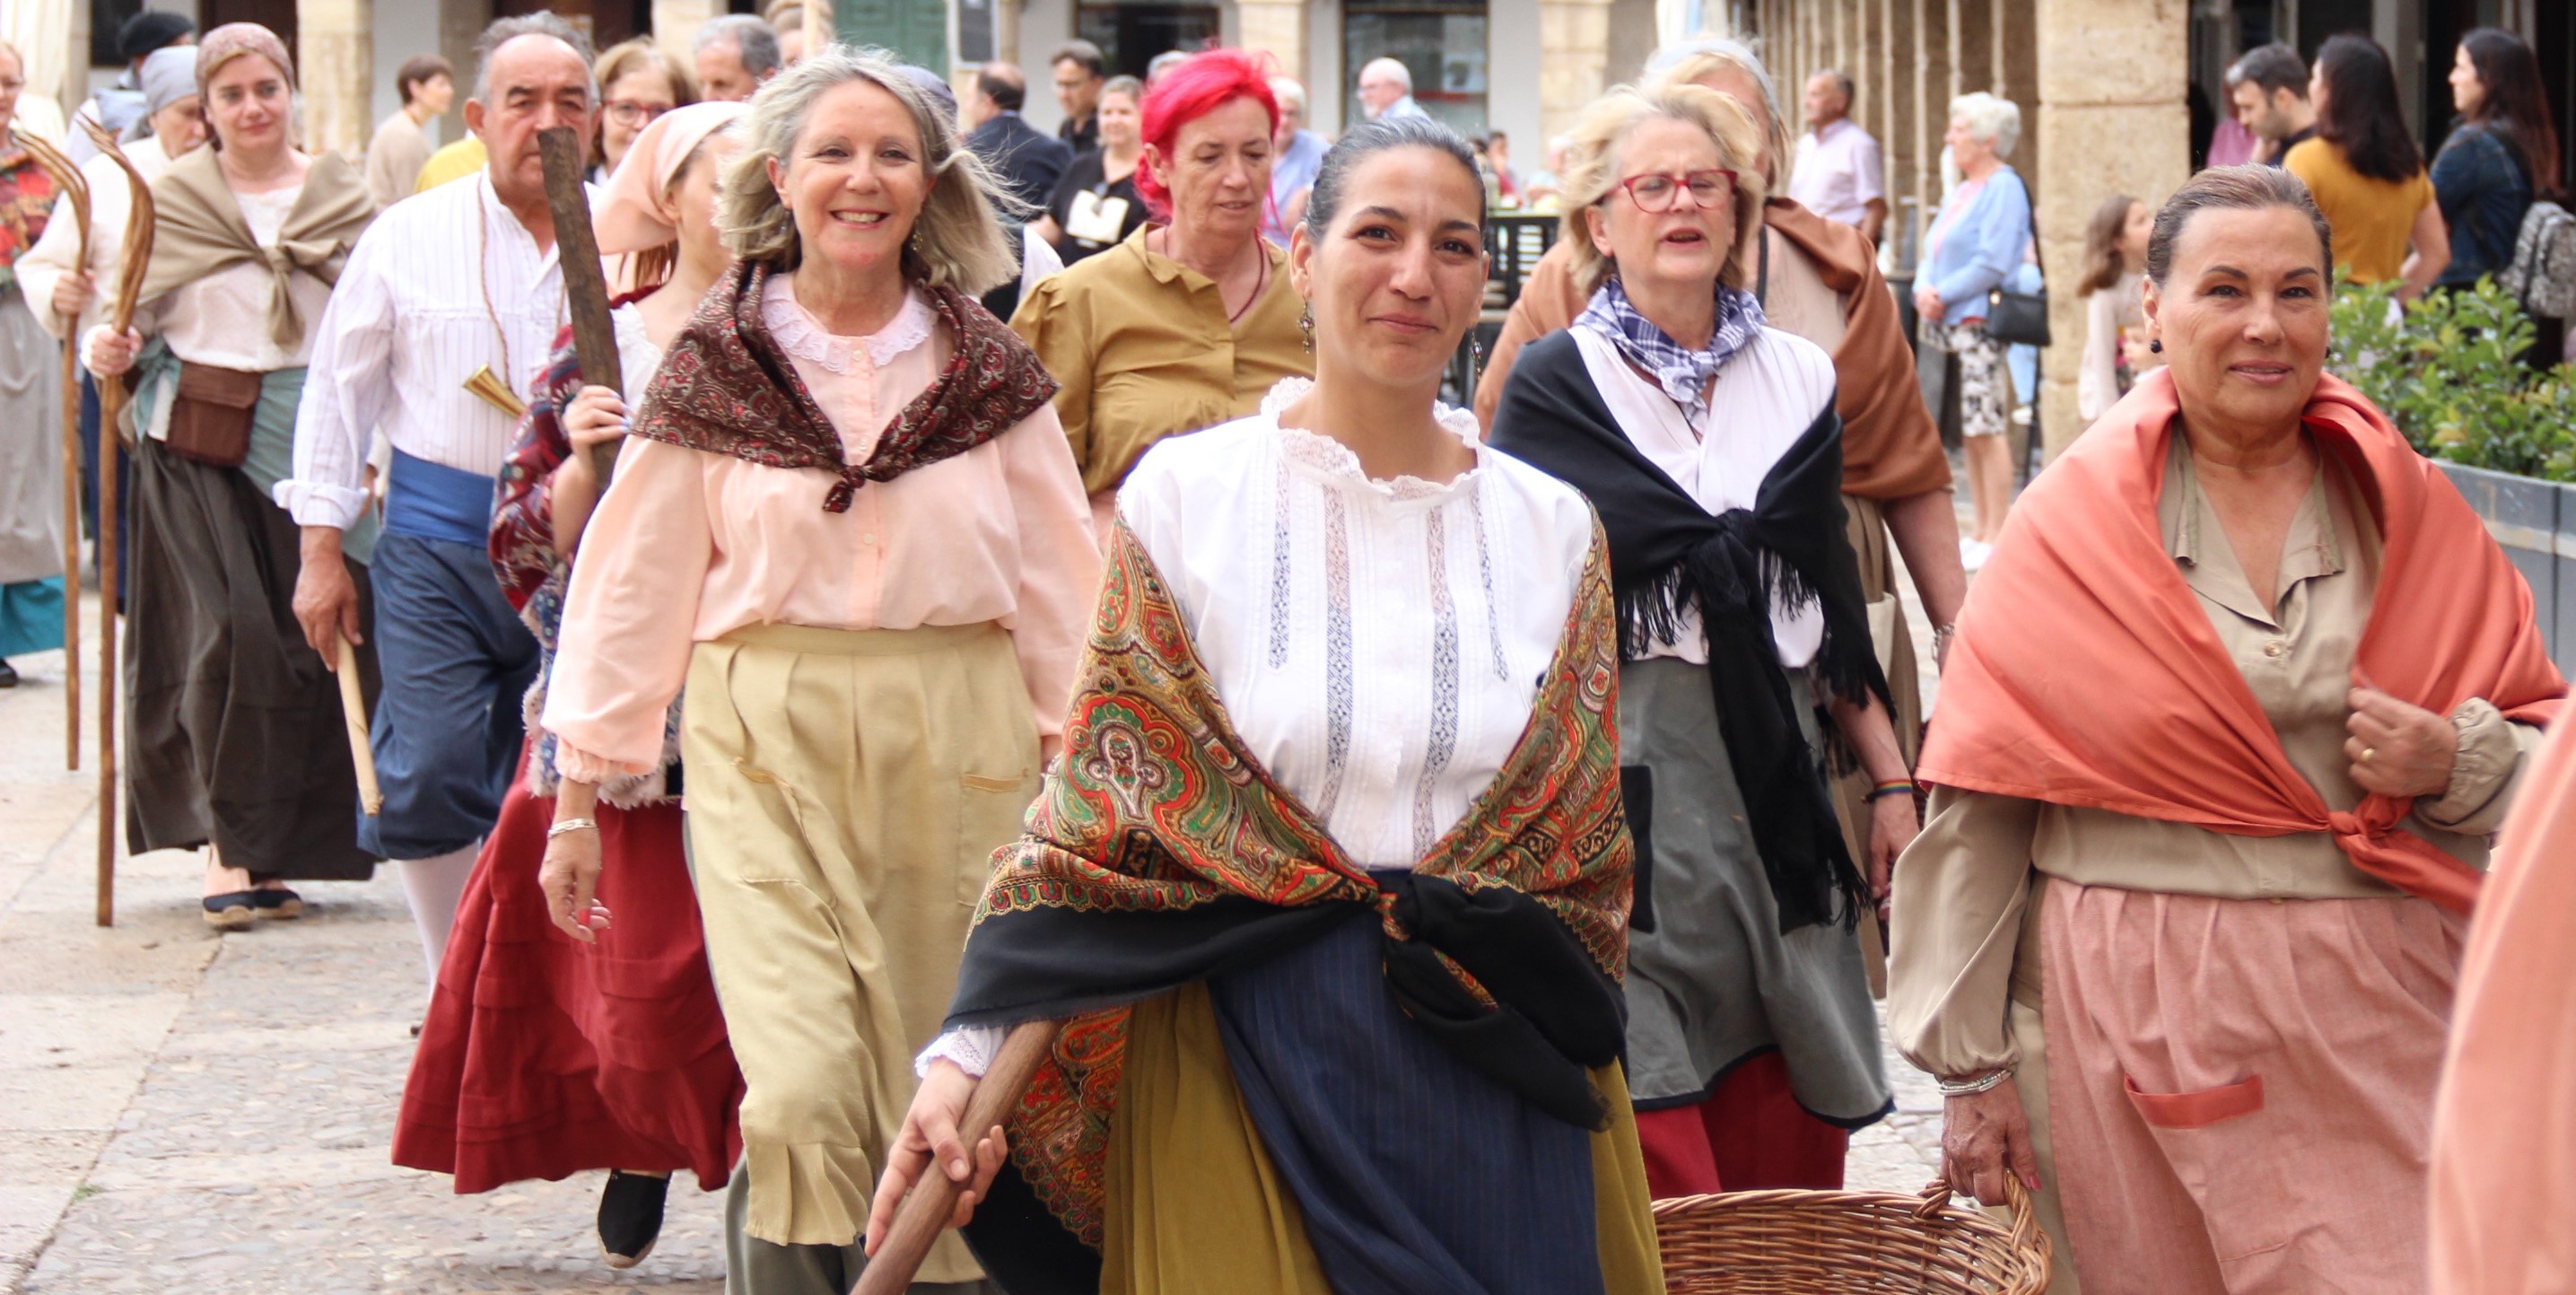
xmin=631 ymin=259 xmax=1059 ymax=509
xmin=135 ymin=146 xmax=375 ymax=351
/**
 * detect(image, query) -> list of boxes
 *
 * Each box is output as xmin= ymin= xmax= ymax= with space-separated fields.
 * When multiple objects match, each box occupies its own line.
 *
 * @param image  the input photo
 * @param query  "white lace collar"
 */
xmin=760 ymin=276 xmax=937 ymax=372
xmin=1261 ymin=378 xmax=1489 ymax=503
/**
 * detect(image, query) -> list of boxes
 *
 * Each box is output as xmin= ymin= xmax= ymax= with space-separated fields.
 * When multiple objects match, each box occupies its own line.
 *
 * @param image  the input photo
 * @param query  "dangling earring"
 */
xmin=1298 ymin=303 xmax=1314 ymax=355
xmin=1468 ymin=330 xmax=1484 ymax=389
xmin=2148 ymin=337 xmax=2163 ymax=354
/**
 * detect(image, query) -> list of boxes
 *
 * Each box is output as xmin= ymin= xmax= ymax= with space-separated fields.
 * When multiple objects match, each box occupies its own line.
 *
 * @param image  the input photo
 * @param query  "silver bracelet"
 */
xmin=1937 ymin=1068 xmax=2013 ymax=1097
xmin=546 ymin=817 xmax=598 ymax=839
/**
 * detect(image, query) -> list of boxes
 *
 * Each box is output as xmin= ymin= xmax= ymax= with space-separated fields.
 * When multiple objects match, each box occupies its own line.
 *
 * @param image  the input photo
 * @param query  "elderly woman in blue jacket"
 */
xmin=1913 ymin=92 xmax=2031 ymax=570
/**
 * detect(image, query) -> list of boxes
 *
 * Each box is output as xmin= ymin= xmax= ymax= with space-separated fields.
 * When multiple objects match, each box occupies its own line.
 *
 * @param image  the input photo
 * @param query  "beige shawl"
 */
xmin=135 ymin=146 xmax=373 ymax=351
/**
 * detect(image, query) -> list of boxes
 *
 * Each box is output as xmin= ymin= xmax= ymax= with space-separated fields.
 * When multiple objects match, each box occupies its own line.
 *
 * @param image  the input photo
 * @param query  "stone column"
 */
xmin=1538 ymin=0 xmax=1615 ymax=144
xmin=440 ymin=0 xmax=489 ymax=142
xmin=300 ymin=0 xmax=373 ymax=160
xmin=655 ymin=0 xmax=728 ymax=65
xmin=1237 ymin=0 xmax=1308 ymax=83
xmin=2034 ymin=0 xmax=2186 ymax=458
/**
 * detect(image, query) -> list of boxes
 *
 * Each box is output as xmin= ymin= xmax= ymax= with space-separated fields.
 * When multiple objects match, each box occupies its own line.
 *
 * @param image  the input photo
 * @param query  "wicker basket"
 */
xmin=1654 ymin=1177 xmax=2051 ymax=1294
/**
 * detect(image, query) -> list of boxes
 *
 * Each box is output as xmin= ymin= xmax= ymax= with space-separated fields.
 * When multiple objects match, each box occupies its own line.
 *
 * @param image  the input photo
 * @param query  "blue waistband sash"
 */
xmin=385 ymin=448 xmax=497 ymax=546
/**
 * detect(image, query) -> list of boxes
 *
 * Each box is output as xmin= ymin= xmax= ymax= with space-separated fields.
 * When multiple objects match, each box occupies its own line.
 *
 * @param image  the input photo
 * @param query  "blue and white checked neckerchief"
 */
xmin=1574 ymin=275 xmax=1768 ymax=422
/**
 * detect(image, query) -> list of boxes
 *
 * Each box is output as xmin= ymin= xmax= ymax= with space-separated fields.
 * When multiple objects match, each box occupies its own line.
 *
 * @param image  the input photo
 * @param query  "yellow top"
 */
xmin=414 ymin=136 xmax=489 ymax=194
xmin=2283 ymin=138 xmax=2435 ymax=284
xmin=1009 ymin=223 xmax=1311 ymax=498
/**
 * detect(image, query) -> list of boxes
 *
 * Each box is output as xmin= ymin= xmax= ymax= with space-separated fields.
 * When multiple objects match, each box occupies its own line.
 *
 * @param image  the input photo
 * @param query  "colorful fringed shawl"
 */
xmin=947 ymin=517 xmax=1636 ymax=1269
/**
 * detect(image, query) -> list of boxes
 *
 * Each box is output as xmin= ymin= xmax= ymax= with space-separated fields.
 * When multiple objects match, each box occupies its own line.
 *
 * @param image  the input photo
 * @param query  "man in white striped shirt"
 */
xmin=277 ymin=13 xmax=600 ymax=988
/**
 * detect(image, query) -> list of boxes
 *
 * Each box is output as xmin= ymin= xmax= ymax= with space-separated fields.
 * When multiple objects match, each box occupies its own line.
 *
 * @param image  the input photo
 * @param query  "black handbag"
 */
xmin=1982 ymin=177 xmax=2051 ymax=347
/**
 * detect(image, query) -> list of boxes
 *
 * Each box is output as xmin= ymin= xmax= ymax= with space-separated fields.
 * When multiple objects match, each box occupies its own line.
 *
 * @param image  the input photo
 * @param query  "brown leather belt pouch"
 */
xmin=166 ymin=361 xmax=262 ymax=468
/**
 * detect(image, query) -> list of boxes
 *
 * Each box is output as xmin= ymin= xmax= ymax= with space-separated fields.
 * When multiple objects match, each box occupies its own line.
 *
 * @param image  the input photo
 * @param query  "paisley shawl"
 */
xmin=948 ymin=516 xmax=1634 ymax=1268
xmin=628 ymin=259 xmax=1059 ymax=512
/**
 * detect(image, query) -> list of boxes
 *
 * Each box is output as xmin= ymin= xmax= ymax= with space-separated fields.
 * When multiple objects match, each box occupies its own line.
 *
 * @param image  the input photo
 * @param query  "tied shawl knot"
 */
xmin=135 ymin=145 xmax=374 ymax=351
xmin=1575 ymin=276 xmax=1767 ymax=414
xmin=944 ymin=518 xmax=1636 ymax=1252
xmin=629 ymin=259 xmax=1058 ymax=508
xmin=1488 ymin=329 xmax=1888 ymax=932
xmin=1917 ymin=368 xmax=2565 ymax=914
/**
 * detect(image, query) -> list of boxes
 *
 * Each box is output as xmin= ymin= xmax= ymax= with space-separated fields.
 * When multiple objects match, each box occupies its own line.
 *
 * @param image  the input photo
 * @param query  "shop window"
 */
xmin=1342 ymin=0 xmax=1487 ymax=137
xmin=1076 ymin=3 xmax=1220 ymax=78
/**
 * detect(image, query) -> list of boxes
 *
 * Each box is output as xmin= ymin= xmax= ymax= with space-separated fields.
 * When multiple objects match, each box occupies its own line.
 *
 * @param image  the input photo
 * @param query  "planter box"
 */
xmin=2437 ymin=460 xmax=2572 ymax=675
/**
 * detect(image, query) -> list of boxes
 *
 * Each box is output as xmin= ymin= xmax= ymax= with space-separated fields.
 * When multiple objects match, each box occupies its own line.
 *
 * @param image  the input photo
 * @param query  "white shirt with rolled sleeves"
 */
xmin=275 ymin=171 xmax=598 ymax=529
xmin=1787 ymin=118 xmax=1886 ymax=230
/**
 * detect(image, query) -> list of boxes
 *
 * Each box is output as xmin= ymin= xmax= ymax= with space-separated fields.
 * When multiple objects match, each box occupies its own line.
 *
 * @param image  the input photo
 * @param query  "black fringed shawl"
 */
xmin=1489 ymin=330 xmax=1886 ymax=932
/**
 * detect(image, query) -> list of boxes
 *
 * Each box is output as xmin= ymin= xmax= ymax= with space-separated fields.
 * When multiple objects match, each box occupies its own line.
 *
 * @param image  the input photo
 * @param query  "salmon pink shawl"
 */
xmin=1917 ymin=368 xmax=2563 ymax=913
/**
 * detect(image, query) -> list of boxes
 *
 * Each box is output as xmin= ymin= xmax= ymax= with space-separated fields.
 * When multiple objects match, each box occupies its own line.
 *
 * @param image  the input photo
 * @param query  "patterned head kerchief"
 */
xmin=196 ymin=23 xmax=296 ymax=102
xmin=1575 ymin=274 xmax=1768 ymax=413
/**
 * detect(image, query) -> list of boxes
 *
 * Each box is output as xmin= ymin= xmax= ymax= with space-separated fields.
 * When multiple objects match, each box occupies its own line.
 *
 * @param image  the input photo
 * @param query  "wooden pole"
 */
xmin=852 ymin=1019 xmax=1062 ymax=1295
xmin=82 ymin=119 xmax=155 ymax=929
xmin=336 ymin=634 xmax=382 ymax=815
xmin=533 ymin=127 xmax=624 ymax=485
xmin=18 ymin=134 xmax=90 ymax=772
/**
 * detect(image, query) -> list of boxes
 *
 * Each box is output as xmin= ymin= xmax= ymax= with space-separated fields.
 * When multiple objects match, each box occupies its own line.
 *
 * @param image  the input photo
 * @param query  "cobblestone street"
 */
xmin=0 ymin=587 xmax=1944 ymax=1293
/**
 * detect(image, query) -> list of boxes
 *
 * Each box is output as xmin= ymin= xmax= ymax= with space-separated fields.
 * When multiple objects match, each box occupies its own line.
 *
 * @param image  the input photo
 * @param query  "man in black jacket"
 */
xmin=965 ymin=62 xmax=1073 ymax=211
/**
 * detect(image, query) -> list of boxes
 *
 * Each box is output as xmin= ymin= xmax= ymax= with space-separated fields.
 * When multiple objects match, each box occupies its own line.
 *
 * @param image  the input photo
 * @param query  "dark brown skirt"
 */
xmin=125 ymin=436 xmax=381 ymax=880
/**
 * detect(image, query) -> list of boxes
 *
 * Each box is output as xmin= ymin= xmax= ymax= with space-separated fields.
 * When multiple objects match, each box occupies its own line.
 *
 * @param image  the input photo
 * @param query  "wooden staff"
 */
xmin=336 ymin=635 xmax=382 ymax=814
xmin=534 ymin=127 xmax=623 ymax=485
xmin=81 ymin=118 xmax=154 ymax=929
xmin=16 ymin=134 xmax=91 ymax=772
xmin=854 ymin=1019 xmax=1063 ymax=1295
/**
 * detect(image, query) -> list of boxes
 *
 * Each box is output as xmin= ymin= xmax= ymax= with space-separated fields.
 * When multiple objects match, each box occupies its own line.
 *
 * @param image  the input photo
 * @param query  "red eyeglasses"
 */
xmin=1615 ymin=169 xmax=1738 ymax=213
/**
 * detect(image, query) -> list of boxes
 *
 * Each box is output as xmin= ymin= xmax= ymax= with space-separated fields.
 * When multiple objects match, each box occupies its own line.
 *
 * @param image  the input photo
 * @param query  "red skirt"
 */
xmin=394 ymin=748 xmax=743 ymax=1193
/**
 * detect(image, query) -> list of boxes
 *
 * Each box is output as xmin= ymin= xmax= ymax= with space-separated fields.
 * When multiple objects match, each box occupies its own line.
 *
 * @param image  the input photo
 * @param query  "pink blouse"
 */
xmin=543 ymin=277 xmax=1102 ymax=782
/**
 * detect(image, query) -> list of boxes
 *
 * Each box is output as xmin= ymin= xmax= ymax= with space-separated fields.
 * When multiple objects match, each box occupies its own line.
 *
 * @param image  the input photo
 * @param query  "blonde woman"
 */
xmin=1490 ymin=83 xmax=1917 ymax=1198
xmin=538 ymin=48 xmax=1096 ymax=1293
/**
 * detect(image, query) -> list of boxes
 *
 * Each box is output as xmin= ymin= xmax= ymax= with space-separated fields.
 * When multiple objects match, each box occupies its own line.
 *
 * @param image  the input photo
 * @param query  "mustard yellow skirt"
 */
xmin=683 ymin=620 xmax=1040 ymax=1282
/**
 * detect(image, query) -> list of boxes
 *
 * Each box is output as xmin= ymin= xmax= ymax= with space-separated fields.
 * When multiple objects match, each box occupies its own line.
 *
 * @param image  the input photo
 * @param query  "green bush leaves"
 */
xmin=2327 ymin=275 xmax=2576 ymax=481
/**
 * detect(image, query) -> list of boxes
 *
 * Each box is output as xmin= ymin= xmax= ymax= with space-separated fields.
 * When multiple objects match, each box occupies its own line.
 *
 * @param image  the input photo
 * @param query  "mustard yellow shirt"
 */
xmin=1009 ymin=224 xmax=1310 ymax=498
xmin=415 ymin=136 xmax=488 ymax=194
xmin=2284 ymin=138 xmax=2435 ymax=284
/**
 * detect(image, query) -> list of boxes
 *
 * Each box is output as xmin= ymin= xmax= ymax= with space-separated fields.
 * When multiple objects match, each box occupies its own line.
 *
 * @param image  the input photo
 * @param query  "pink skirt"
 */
xmin=2038 ymin=877 xmax=2465 ymax=1295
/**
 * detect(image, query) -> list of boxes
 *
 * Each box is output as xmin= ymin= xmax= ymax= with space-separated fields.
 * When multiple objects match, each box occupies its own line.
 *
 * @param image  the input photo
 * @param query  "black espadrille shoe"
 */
xmin=598 ymin=1170 xmax=670 ymax=1269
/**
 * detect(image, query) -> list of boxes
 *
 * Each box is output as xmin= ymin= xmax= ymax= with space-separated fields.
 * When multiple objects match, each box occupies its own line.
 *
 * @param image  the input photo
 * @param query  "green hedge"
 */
xmin=2328 ymin=275 xmax=2576 ymax=482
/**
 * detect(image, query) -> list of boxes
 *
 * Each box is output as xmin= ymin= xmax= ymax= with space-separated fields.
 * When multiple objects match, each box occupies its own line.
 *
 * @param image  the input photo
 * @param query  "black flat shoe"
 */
xmin=250 ymin=888 xmax=304 ymax=919
xmin=0 ymin=660 xmax=17 ymax=687
xmin=598 ymin=1169 xmax=669 ymax=1269
xmin=200 ymin=892 xmax=257 ymax=929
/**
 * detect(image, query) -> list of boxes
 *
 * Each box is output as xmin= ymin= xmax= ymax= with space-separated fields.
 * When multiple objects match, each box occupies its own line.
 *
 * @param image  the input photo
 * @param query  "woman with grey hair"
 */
xmin=538 ymin=45 xmax=1096 ymax=1294
xmin=1913 ymin=91 xmax=2032 ymax=570
xmin=1490 ymin=81 xmax=1916 ymax=1199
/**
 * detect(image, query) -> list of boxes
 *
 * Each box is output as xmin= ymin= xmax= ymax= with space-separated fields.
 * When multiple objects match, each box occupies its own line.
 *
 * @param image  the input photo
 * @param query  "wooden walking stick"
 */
xmin=854 ymin=1019 xmax=1064 ymax=1295
xmin=336 ymin=634 xmax=382 ymax=815
xmin=534 ymin=127 xmax=624 ymax=485
xmin=16 ymin=134 xmax=91 ymax=772
xmin=82 ymin=118 xmax=155 ymax=928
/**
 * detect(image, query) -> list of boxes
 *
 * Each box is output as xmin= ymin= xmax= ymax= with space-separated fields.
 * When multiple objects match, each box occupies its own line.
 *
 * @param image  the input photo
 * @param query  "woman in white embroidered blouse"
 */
xmin=871 ymin=118 xmax=1664 ymax=1294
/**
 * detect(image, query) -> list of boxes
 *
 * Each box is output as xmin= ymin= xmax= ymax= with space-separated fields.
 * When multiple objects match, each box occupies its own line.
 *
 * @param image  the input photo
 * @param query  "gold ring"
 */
xmin=2362 ymin=746 xmax=2378 ymax=763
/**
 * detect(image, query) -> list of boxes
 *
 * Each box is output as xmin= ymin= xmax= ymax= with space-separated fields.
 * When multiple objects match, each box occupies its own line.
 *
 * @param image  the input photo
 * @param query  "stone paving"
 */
xmin=1 ymin=584 xmax=1948 ymax=1294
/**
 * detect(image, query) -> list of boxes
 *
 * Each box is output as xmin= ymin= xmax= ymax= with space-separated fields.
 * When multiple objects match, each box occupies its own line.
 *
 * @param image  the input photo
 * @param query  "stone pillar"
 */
xmin=300 ymin=0 xmax=374 ymax=161
xmin=655 ymin=0 xmax=727 ymax=65
xmin=1538 ymin=0 xmax=1615 ymax=144
xmin=441 ymin=0 xmax=489 ymax=142
xmin=1238 ymin=0 xmax=1308 ymax=83
xmin=2035 ymin=0 xmax=2186 ymax=457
